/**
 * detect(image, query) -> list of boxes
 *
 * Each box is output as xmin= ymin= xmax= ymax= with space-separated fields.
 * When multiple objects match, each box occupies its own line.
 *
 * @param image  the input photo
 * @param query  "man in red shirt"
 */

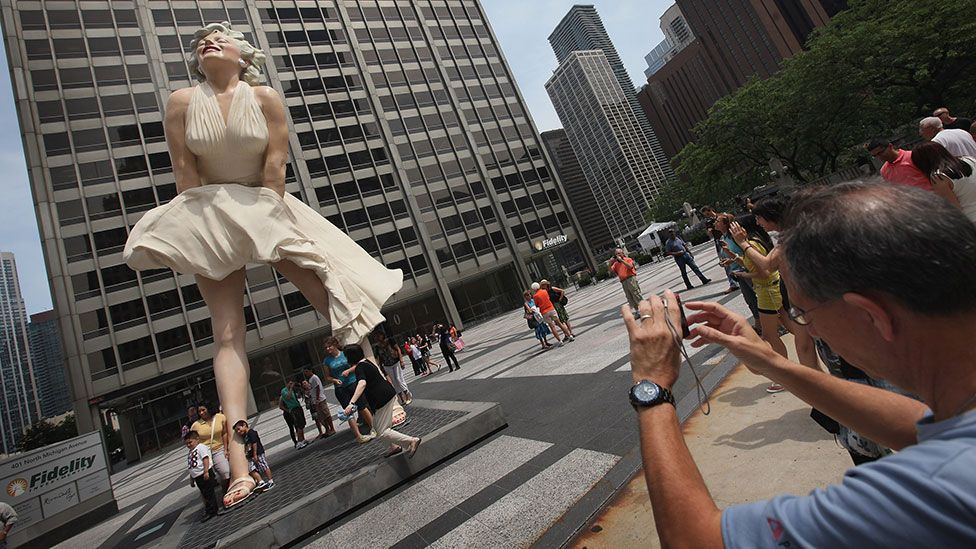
xmin=609 ymin=248 xmax=643 ymax=313
xmin=532 ymin=282 xmax=573 ymax=344
xmin=866 ymin=138 xmax=932 ymax=191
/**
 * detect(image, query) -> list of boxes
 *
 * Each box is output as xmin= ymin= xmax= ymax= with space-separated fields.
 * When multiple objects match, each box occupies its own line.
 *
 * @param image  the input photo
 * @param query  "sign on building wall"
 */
xmin=0 ymin=431 xmax=115 ymax=544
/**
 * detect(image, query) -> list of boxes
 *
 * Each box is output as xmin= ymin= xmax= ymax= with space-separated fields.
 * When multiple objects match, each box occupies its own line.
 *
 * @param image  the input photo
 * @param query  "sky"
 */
xmin=0 ymin=0 xmax=671 ymax=315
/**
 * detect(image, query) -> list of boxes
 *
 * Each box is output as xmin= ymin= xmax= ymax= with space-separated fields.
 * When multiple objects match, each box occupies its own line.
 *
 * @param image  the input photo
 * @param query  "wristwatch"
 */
xmin=629 ymin=380 xmax=676 ymax=409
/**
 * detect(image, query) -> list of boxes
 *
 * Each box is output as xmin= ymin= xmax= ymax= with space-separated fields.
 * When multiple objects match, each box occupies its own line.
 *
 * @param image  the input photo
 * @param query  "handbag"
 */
xmin=527 ymin=317 xmax=538 ymax=329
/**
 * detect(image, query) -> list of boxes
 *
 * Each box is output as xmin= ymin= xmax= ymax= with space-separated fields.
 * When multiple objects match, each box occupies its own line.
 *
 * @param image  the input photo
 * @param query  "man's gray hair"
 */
xmin=919 ymin=116 xmax=943 ymax=131
xmin=781 ymin=178 xmax=976 ymax=315
xmin=187 ymin=22 xmax=266 ymax=86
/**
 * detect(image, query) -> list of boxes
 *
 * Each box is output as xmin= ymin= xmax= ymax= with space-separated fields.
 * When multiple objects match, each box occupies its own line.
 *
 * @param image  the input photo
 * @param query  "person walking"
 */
xmin=408 ymin=338 xmax=427 ymax=376
xmin=419 ymin=333 xmax=439 ymax=371
xmin=341 ymin=344 xmax=422 ymax=459
xmin=280 ymin=380 xmax=308 ymax=449
xmin=542 ymin=279 xmax=575 ymax=337
xmin=322 ymin=336 xmax=376 ymax=443
xmin=449 ymin=324 xmax=465 ymax=351
xmin=664 ymin=229 xmax=711 ymax=290
xmin=532 ymin=282 xmax=573 ymax=344
xmin=373 ymin=331 xmax=412 ymax=405
xmin=436 ymin=324 xmax=461 ymax=372
xmin=524 ymin=290 xmax=554 ymax=350
xmin=609 ymin=248 xmax=643 ymax=313
xmin=278 ymin=388 xmax=298 ymax=448
xmin=303 ymin=367 xmax=336 ymax=438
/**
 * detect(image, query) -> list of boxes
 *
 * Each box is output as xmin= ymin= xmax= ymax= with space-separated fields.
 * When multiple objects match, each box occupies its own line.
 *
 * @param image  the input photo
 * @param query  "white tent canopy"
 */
xmin=637 ymin=221 xmax=677 ymax=253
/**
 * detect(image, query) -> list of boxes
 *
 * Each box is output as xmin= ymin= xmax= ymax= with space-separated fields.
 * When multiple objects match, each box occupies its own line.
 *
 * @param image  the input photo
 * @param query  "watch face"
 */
xmin=634 ymin=381 xmax=660 ymax=403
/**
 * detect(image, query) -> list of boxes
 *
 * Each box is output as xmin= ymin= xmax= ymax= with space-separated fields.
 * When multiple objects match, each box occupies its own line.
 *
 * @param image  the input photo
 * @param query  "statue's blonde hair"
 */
xmin=187 ymin=21 xmax=266 ymax=86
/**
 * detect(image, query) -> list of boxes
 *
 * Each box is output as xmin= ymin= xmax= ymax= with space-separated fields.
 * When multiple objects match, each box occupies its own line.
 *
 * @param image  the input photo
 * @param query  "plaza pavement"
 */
xmin=54 ymin=242 xmax=845 ymax=548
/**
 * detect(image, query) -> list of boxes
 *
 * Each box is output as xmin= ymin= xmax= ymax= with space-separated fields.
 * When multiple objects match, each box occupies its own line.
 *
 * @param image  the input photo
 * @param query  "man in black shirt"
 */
xmin=342 ymin=344 xmax=421 ymax=458
xmin=933 ymin=107 xmax=972 ymax=132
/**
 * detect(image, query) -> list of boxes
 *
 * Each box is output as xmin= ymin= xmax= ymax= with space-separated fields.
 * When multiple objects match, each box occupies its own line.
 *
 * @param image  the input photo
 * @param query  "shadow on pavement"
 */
xmin=712 ymin=408 xmax=833 ymax=450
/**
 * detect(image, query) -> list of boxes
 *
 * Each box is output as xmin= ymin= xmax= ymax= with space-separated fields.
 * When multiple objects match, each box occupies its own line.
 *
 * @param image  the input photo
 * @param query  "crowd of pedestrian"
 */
xmin=178 ymin=321 xmax=470 ymax=521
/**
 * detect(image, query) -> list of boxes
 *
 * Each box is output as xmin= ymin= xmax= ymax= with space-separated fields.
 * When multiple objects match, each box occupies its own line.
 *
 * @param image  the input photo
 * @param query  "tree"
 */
xmin=17 ymin=414 xmax=78 ymax=453
xmin=663 ymin=0 xmax=976 ymax=211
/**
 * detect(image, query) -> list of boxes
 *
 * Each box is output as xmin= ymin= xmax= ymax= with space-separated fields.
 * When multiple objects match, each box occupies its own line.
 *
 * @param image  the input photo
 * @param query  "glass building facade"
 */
xmin=546 ymin=51 xmax=665 ymax=244
xmin=0 ymin=252 xmax=41 ymax=455
xmin=28 ymin=310 xmax=73 ymax=420
xmin=0 ymin=0 xmax=592 ymax=461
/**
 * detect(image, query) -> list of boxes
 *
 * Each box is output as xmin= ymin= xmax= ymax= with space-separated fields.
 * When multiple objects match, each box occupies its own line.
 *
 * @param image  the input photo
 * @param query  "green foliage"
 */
xmin=634 ymin=253 xmax=654 ymax=266
xmin=595 ymin=263 xmax=610 ymax=281
xmin=18 ymin=414 xmax=78 ymax=453
xmin=667 ymin=0 xmax=976 ymax=211
xmin=578 ymin=272 xmax=593 ymax=287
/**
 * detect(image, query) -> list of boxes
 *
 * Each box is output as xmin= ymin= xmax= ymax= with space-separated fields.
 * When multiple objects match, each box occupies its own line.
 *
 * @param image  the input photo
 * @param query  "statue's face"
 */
xmin=196 ymin=31 xmax=242 ymax=70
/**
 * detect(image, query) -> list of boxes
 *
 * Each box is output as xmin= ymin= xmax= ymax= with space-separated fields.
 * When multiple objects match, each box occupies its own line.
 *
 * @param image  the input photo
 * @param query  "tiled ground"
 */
xmin=177 ymin=407 xmax=465 ymax=549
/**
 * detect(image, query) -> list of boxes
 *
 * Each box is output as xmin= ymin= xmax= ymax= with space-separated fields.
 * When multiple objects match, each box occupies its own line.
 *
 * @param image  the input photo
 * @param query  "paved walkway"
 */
xmin=572 ymin=359 xmax=853 ymax=548
xmin=55 ymin=242 xmax=780 ymax=548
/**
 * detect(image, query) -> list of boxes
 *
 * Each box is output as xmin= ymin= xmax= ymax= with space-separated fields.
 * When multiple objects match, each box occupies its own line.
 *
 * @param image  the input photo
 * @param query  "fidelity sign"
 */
xmin=0 ymin=431 xmax=111 ymax=530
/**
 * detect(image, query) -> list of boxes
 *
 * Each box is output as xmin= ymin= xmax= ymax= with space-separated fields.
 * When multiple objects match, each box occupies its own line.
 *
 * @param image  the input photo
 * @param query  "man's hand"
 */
xmin=203 ymin=470 xmax=210 ymax=481
xmin=343 ymin=405 xmax=354 ymax=416
xmin=622 ymin=291 xmax=683 ymax=388
xmin=333 ymin=379 xmax=342 ymax=386
xmin=685 ymin=301 xmax=777 ymax=373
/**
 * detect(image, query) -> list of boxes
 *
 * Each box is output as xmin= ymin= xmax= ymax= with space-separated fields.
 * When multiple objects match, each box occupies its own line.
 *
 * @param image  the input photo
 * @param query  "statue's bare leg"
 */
xmin=196 ymin=269 xmax=253 ymax=505
xmin=272 ymin=259 xmax=377 ymax=360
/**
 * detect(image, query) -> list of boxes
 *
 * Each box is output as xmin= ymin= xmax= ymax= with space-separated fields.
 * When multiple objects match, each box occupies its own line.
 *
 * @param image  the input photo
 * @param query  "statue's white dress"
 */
xmin=123 ymin=82 xmax=402 ymax=344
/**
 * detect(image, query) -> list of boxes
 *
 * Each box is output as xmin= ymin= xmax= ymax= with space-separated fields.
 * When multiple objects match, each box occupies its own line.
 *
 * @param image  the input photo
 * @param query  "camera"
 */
xmin=673 ymin=293 xmax=690 ymax=338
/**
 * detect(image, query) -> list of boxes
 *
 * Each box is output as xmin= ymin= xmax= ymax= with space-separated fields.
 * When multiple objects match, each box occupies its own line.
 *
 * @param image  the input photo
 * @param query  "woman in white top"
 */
xmin=911 ymin=141 xmax=976 ymax=222
xmin=123 ymin=22 xmax=401 ymax=507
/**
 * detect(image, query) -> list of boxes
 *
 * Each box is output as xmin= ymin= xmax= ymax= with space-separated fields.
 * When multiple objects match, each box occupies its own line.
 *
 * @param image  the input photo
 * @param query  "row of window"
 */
xmin=31 ymin=65 xmax=152 ymax=93
xmin=19 ymin=9 xmax=138 ymax=31
xmin=43 ymin=122 xmax=164 ymax=156
xmin=25 ymin=36 xmax=145 ymax=61
xmin=37 ymin=92 xmax=159 ymax=124
xmin=58 ymin=184 xmax=176 ymax=228
xmin=150 ymin=7 xmax=249 ymax=28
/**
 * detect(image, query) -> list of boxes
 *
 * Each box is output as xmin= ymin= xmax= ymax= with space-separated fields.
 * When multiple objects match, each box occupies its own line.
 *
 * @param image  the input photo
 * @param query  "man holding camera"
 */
xmin=624 ymin=181 xmax=975 ymax=547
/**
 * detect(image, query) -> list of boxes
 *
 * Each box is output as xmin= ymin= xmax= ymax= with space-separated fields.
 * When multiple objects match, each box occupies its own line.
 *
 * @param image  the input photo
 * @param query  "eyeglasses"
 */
xmin=787 ymin=302 xmax=829 ymax=325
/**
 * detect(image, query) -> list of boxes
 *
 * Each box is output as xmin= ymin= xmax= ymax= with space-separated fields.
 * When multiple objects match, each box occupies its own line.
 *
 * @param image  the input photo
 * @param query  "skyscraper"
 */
xmin=548 ymin=4 xmax=674 ymax=182
xmin=0 ymin=252 xmax=41 ymax=454
xmin=643 ymin=4 xmax=694 ymax=79
xmin=546 ymin=51 xmax=664 ymax=244
xmin=541 ymin=129 xmax=613 ymax=256
xmin=0 ymin=0 xmax=591 ymax=461
xmin=28 ymin=310 xmax=72 ymax=419
xmin=638 ymin=0 xmax=843 ymax=158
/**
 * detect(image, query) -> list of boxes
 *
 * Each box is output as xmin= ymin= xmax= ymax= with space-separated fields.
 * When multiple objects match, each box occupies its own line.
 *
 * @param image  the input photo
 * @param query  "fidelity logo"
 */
xmin=6 ymin=455 xmax=96 ymax=497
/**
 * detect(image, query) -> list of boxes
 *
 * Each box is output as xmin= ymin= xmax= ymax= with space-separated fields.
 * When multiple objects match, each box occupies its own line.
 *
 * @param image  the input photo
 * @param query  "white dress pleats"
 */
xmin=123 ymin=82 xmax=402 ymax=344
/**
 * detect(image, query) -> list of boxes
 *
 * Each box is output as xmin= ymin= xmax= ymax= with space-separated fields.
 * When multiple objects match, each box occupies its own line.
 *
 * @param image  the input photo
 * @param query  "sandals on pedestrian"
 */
xmin=222 ymin=477 xmax=256 ymax=509
xmin=408 ymin=437 xmax=422 ymax=458
xmin=384 ymin=446 xmax=404 ymax=457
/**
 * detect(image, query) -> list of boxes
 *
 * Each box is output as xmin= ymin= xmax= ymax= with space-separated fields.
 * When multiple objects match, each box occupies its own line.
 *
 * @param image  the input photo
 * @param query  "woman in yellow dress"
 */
xmin=123 ymin=22 xmax=401 ymax=507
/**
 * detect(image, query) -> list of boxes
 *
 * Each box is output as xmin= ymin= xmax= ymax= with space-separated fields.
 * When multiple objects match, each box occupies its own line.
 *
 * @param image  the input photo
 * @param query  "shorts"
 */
xmin=754 ymin=280 xmax=783 ymax=314
xmin=542 ymin=309 xmax=559 ymax=321
xmin=334 ymin=384 xmax=365 ymax=409
xmin=211 ymin=449 xmax=230 ymax=481
xmin=248 ymin=453 xmax=269 ymax=474
xmin=289 ymin=406 xmax=306 ymax=429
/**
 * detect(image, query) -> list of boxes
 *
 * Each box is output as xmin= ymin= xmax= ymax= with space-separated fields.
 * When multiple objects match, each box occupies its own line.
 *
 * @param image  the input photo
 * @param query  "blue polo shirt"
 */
xmin=722 ymin=409 xmax=976 ymax=547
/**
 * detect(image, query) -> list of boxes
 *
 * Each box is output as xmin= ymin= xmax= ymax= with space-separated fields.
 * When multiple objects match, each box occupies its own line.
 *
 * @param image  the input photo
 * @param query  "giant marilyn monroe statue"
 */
xmin=123 ymin=23 xmax=402 ymax=507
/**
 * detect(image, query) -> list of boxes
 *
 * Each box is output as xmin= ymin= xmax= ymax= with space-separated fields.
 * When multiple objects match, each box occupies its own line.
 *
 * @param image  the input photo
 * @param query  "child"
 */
xmin=185 ymin=431 xmax=219 ymax=521
xmin=233 ymin=420 xmax=274 ymax=491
